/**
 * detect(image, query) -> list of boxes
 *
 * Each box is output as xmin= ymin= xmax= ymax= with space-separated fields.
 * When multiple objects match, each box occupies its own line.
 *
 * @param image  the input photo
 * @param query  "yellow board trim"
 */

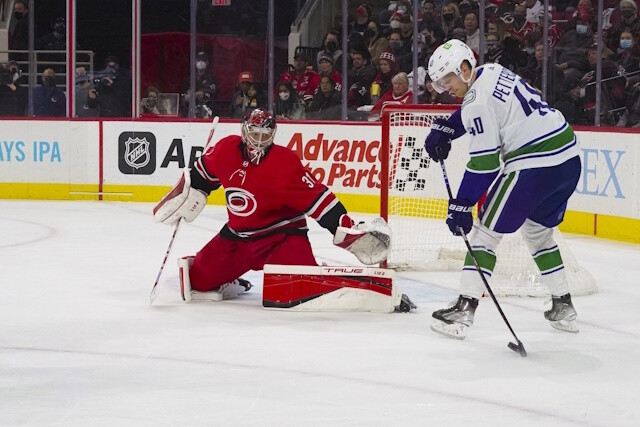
xmin=2 ymin=183 xmax=640 ymax=244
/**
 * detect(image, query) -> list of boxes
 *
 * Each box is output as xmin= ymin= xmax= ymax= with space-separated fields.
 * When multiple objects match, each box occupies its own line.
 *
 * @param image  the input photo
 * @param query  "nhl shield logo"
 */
xmin=124 ymin=137 xmax=151 ymax=169
xmin=118 ymin=131 xmax=156 ymax=175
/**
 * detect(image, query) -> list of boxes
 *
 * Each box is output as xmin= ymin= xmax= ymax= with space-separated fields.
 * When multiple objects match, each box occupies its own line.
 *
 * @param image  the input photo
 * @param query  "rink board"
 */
xmin=0 ymin=119 xmax=639 ymax=243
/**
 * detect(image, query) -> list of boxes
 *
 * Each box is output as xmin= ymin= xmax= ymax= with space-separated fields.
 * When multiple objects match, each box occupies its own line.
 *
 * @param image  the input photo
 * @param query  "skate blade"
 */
xmin=550 ymin=319 xmax=579 ymax=333
xmin=430 ymin=318 xmax=468 ymax=340
xmin=189 ymin=291 xmax=223 ymax=302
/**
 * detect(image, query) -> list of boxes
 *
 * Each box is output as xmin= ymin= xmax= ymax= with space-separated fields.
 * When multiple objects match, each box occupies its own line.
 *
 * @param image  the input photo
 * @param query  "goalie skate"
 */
xmin=178 ymin=257 xmax=252 ymax=303
xmin=430 ymin=296 xmax=478 ymax=340
xmin=545 ymin=294 xmax=579 ymax=333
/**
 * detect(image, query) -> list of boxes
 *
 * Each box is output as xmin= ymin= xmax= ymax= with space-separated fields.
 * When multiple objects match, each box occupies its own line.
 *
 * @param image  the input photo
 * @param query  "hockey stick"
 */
xmin=149 ymin=116 xmax=220 ymax=305
xmin=437 ymin=151 xmax=527 ymax=358
xmin=149 ymin=219 xmax=182 ymax=304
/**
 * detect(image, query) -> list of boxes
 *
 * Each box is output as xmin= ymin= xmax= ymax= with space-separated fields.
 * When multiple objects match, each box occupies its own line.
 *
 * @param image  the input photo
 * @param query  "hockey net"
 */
xmin=380 ymin=105 xmax=597 ymax=297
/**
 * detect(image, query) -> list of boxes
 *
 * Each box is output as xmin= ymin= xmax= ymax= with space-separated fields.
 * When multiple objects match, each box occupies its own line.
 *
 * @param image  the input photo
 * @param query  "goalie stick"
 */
xmin=149 ymin=116 xmax=219 ymax=305
xmin=438 ymin=150 xmax=527 ymax=358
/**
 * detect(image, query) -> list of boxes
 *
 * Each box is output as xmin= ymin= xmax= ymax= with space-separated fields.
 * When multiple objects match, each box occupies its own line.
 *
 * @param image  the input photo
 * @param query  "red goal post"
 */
xmin=380 ymin=104 xmax=597 ymax=297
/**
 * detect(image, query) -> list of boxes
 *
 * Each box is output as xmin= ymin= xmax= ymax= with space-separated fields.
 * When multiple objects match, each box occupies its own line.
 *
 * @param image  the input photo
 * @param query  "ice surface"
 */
xmin=1 ymin=200 xmax=639 ymax=426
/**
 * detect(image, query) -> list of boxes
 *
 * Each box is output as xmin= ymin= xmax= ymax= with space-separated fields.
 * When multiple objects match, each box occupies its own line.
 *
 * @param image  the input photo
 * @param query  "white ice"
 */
xmin=1 ymin=200 xmax=639 ymax=426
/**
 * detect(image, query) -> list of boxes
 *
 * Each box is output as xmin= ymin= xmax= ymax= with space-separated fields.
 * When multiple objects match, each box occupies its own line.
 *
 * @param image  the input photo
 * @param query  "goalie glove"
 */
xmin=153 ymin=169 xmax=207 ymax=226
xmin=333 ymin=215 xmax=391 ymax=265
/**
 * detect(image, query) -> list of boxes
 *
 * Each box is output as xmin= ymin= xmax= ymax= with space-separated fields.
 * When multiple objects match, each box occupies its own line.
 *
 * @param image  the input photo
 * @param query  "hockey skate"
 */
xmin=430 ymin=295 xmax=478 ymax=340
xmin=545 ymin=293 xmax=578 ymax=333
xmin=178 ymin=257 xmax=252 ymax=303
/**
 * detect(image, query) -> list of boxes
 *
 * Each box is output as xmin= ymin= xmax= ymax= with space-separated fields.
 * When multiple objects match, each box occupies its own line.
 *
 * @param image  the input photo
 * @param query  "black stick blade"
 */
xmin=508 ymin=341 xmax=527 ymax=358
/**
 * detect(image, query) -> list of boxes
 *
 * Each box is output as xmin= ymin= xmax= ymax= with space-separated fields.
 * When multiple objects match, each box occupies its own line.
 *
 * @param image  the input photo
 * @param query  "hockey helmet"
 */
xmin=428 ymin=39 xmax=477 ymax=94
xmin=241 ymin=108 xmax=277 ymax=164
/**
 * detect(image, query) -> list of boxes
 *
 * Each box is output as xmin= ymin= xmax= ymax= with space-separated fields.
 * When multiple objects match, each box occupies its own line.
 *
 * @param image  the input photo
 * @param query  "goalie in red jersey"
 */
xmin=154 ymin=109 xmax=399 ymax=308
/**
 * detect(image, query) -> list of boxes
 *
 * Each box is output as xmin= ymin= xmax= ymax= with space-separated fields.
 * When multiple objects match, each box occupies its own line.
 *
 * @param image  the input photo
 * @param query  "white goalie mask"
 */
xmin=241 ymin=108 xmax=277 ymax=164
xmin=428 ymin=39 xmax=477 ymax=94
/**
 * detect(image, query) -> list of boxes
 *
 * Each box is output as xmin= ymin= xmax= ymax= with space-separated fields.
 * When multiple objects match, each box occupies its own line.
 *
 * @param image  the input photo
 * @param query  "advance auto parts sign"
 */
xmin=277 ymin=123 xmax=382 ymax=195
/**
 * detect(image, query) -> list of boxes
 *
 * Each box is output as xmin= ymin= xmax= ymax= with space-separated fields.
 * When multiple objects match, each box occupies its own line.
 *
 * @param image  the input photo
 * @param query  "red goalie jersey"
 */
xmin=193 ymin=135 xmax=344 ymax=240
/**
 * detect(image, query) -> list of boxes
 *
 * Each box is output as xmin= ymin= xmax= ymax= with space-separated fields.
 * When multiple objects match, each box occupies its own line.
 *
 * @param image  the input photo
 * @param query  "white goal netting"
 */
xmin=381 ymin=105 xmax=597 ymax=297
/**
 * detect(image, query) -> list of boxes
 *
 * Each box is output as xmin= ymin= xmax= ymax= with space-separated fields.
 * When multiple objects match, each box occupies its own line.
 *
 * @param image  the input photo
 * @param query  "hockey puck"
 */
xmin=508 ymin=341 xmax=527 ymax=358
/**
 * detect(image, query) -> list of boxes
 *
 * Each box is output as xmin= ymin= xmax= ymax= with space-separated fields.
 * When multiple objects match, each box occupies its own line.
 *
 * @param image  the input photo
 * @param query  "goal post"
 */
xmin=380 ymin=104 xmax=597 ymax=297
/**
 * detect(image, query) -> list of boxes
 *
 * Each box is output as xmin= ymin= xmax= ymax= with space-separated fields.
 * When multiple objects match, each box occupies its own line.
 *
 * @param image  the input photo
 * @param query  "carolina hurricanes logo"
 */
xmin=225 ymin=187 xmax=257 ymax=217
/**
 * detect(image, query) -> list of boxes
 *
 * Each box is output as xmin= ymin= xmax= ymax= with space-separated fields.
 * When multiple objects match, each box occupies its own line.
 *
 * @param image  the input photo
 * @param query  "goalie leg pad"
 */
xmin=263 ymin=264 xmax=410 ymax=313
xmin=178 ymin=256 xmax=197 ymax=303
xmin=179 ymin=255 xmax=251 ymax=303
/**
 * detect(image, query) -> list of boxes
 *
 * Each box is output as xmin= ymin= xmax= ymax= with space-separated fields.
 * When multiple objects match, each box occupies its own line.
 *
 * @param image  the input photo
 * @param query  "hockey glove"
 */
xmin=153 ymin=169 xmax=208 ymax=226
xmin=333 ymin=215 xmax=391 ymax=265
xmin=424 ymin=118 xmax=455 ymax=161
xmin=446 ymin=198 xmax=473 ymax=236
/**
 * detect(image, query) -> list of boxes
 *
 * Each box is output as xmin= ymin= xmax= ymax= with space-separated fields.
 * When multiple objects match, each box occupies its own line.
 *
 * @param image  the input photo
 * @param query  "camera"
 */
xmin=0 ymin=66 xmax=13 ymax=85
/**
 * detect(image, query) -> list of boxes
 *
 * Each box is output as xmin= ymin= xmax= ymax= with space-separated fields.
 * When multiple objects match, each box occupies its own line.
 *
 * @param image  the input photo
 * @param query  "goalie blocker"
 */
xmin=263 ymin=264 xmax=415 ymax=313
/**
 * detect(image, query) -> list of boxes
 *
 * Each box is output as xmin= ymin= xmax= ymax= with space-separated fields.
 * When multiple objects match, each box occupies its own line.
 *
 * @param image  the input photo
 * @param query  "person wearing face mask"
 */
xmin=615 ymin=30 xmax=640 ymax=77
xmin=440 ymin=3 xmax=462 ymax=40
xmin=388 ymin=27 xmax=412 ymax=73
xmin=74 ymin=66 xmax=98 ymax=118
xmin=33 ymin=68 xmax=66 ymax=117
xmin=555 ymin=7 xmax=594 ymax=80
xmin=366 ymin=20 xmax=390 ymax=68
xmin=607 ymin=0 xmax=640 ymax=53
xmin=317 ymin=31 xmax=343 ymax=72
xmin=9 ymin=1 xmax=29 ymax=62
xmin=88 ymin=55 xmax=132 ymax=117
xmin=272 ymin=81 xmax=306 ymax=120
xmin=38 ymin=17 xmax=67 ymax=51
xmin=0 ymin=63 xmax=26 ymax=116
xmin=277 ymin=51 xmax=320 ymax=106
xmin=181 ymin=51 xmax=218 ymax=118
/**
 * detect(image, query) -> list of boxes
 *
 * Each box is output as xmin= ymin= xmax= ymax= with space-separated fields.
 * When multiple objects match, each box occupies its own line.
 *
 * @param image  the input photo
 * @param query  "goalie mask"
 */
xmin=242 ymin=108 xmax=277 ymax=164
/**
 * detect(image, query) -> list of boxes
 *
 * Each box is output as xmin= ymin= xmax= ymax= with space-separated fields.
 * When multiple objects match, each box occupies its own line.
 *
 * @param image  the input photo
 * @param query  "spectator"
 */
xmin=372 ymin=51 xmax=397 ymax=99
xmin=616 ymin=82 xmax=640 ymax=127
xmin=181 ymin=51 xmax=217 ymax=118
xmin=347 ymin=49 xmax=376 ymax=108
xmin=420 ymin=73 xmax=457 ymax=105
xmin=6 ymin=60 xmax=27 ymax=114
xmin=463 ymin=11 xmax=480 ymax=54
xmin=307 ymin=75 xmax=342 ymax=120
xmin=440 ymin=2 xmax=463 ymax=40
xmin=8 ymin=0 xmax=28 ymax=62
xmin=33 ymin=68 xmax=66 ymax=117
xmin=389 ymin=28 xmax=412 ymax=73
xmin=369 ymin=72 xmax=412 ymax=120
xmin=608 ymin=0 xmax=640 ymax=51
xmin=277 ymin=51 xmax=319 ymax=106
xmin=38 ymin=17 xmax=66 ymax=51
xmin=272 ymin=81 xmax=306 ymax=120
xmin=228 ymin=71 xmax=267 ymax=118
xmin=554 ymin=77 xmax=589 ymax=125
xmin=317 ymin=54 xmax=342 ymax=91
xmin=555 ymin=6 xmax=594 ymax=80
xmin=615 ymin=30 xmax=640 ymax=77
xmin=366 ymin=20 xmax=390 ymax=68
xmin=399 ymin=12 xmax=414 ymax=42
xmin=485 ymin=33 xmax=521 ymax=72
xmin=530 ymin=41 xmax=566 ymax=104
xmin=350 ymin=4 xmax=372 ymax=36
xmin=141 ymin=86 xmax=161 ymax=115
xmin=420 ymin=0 xmax=439 ymax=25
xmin=75 ymin=66 xmax=98 ymax=117
xmin=0 ymin=63 xmax=25 ymax=116
xmin=88 ymin=56 xmax=132 ymax=117
xmin=581 ymin=43 xmax=627 ymax=124
xmin=317 ymin=31 xmax=343 ymax=72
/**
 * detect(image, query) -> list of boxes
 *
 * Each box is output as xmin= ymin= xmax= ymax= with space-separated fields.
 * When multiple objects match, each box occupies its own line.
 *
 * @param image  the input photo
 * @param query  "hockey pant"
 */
xmin=459 ymin=156 xmax=581 ymax=300
xmin=190 ymin=232 xmax=317 ymax=292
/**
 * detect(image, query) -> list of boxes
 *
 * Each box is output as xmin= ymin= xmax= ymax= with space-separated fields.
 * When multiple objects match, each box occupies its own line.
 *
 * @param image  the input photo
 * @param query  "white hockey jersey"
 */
xmin=460 ymin=63 xmax=580 ymax=176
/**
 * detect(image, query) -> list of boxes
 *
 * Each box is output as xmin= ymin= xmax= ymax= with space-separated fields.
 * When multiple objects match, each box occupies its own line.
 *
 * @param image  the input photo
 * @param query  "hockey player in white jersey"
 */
xmin=424 ymin=39 xmax=581 ymax=339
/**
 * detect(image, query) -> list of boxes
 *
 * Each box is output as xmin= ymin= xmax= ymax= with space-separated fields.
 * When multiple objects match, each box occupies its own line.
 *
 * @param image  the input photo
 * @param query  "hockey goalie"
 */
xmin=154 ymin=109 xmax=414 ymax=313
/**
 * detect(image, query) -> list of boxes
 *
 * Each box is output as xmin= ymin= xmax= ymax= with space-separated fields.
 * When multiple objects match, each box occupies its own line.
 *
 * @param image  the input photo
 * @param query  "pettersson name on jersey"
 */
xmin=286 ymin=132 xmax=381 ymax=190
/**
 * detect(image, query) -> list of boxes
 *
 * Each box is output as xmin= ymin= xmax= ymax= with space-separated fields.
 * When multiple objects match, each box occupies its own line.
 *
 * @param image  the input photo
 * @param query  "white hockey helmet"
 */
xmin=428 ymin=39 xmax=477 ymax=93
xmin=241 ymin=108 xmax=277 ymax=164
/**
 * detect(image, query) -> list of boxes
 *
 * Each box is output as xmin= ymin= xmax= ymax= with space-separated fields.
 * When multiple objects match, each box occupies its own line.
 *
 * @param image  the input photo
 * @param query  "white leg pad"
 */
xmin=177 ymin=256 xmax=196 ymax=303
xmin=263 ymin=264 xmax=403 ymax=313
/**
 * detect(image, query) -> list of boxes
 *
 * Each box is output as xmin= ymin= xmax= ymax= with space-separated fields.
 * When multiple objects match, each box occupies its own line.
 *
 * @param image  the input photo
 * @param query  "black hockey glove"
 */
xmin=424 ymin=118 xmax=455 ymax=161
xmin=446 ymin=198 xmax=473 ymax=236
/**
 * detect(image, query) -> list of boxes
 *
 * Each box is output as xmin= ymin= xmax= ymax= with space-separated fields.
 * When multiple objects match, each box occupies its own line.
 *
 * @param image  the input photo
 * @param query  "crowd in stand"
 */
xmin=4 ymin=0 xmax=640 ymax=126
